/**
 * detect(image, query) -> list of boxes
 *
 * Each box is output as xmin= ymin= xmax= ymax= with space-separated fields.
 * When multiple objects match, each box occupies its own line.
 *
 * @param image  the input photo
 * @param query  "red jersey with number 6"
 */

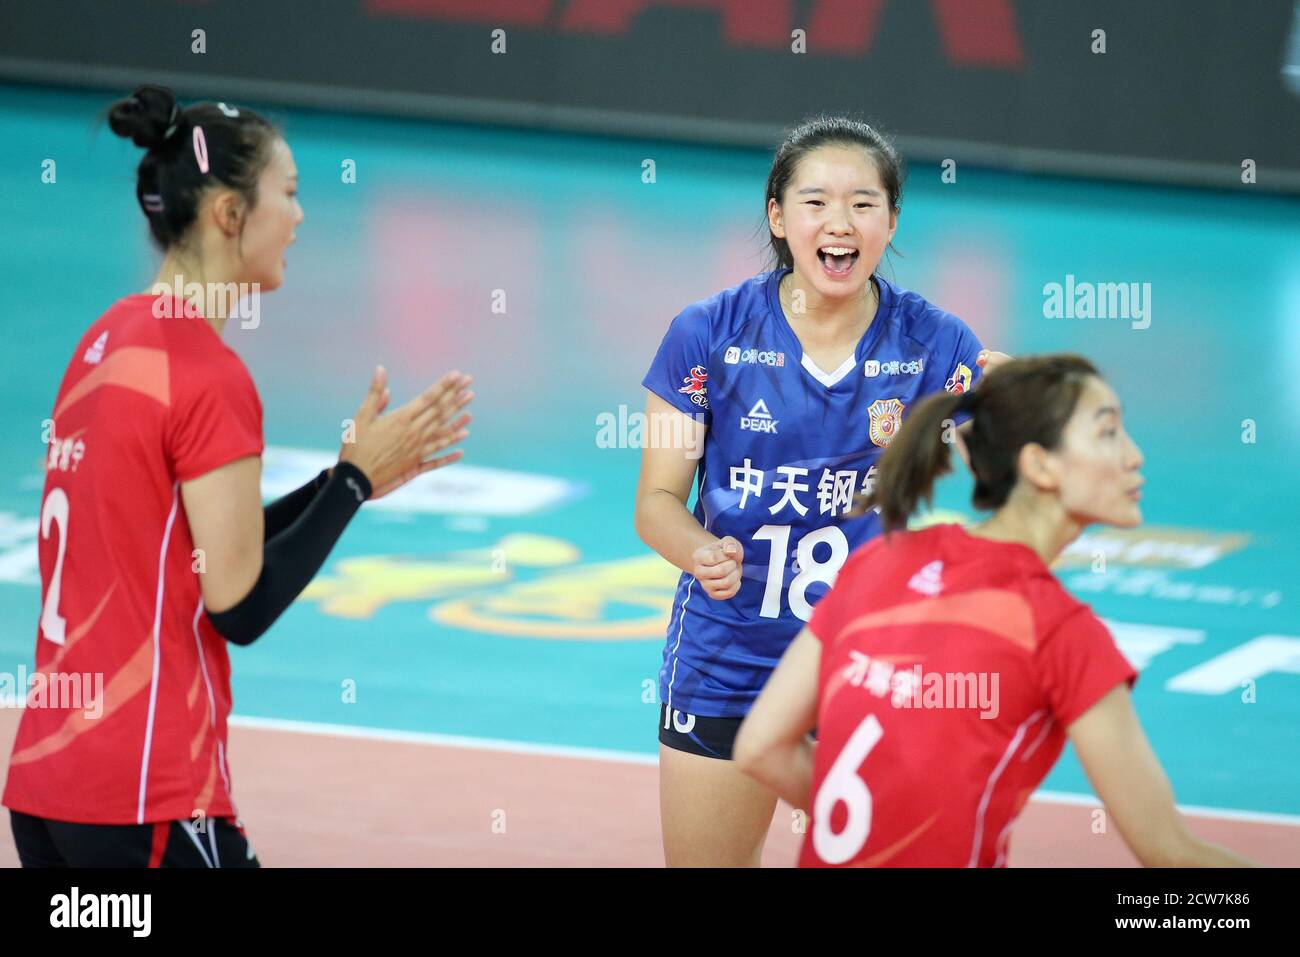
xmin=3 ymin=295 xmax=263 ymax=825
xmin=800 ymin=523 xmax=1136 ymax=867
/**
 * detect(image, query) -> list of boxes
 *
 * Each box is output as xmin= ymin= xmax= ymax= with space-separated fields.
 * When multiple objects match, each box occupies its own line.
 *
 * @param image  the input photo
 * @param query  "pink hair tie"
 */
xmin=192 ymin=125 xmax=209 ymax=174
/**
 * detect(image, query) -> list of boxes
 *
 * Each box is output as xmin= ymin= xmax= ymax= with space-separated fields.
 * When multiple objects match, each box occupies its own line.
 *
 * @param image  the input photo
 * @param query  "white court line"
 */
xmin=227 ymin=714 xmax=1300 ymax=828
xmin=227 ymin=715 xmax=659 ymax=766
xmin=1032 ymin=790 xmax=1300 ymax=828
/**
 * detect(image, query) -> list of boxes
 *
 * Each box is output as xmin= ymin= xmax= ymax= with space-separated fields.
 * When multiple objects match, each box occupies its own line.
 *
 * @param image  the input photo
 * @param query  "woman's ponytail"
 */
xmin=854 ymin=354 xmax=1101 ymax=532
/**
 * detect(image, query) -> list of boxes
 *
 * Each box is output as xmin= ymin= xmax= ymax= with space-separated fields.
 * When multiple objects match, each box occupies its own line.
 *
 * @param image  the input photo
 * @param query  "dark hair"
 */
xmin=107 ymin=84 xmax=279 ymax=249
xmin=861 ymin=354 xmax=1102 ymax=532
xmin=763 ymin=114 xmax=905 ymax=273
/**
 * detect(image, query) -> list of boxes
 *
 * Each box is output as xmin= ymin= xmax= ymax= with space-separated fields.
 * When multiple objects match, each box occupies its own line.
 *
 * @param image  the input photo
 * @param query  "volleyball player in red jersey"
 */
xmin=2 ymin=86 xmax=473 ymax=867
xmin=735 ymin=355 xmax=1253 ymax=867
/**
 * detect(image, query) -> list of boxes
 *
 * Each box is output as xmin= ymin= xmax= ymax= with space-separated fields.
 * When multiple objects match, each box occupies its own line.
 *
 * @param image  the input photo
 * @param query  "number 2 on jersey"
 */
xmin=39 ymin=488 xmax=70 ymax=645
xmin=753 ymin=524 xmax=849 ymax=620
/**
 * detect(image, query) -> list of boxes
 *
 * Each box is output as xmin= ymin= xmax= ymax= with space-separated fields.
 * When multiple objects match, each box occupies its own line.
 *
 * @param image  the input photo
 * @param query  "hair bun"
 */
xmin=107 ymin=85 xmax=180 ymax=150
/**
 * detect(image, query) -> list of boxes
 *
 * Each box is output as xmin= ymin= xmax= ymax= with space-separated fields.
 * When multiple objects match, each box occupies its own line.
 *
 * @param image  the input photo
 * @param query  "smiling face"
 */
xmin=1035 ymin=376 xmax=1146 ymax=528
xmin=234 ymin=138 xmax=302 ymax=291
xmin=767 ymin=144 xmax=897 ymax=302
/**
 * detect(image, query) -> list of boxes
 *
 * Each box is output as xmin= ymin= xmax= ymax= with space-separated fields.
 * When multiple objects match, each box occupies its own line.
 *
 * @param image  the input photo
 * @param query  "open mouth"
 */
xmin=817 ymin=245 xmax=859 ymax=278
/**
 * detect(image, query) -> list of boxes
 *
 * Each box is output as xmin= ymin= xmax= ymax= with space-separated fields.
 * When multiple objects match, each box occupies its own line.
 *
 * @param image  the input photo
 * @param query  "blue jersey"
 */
xmin=642 ymin=268 xmax=984 ymax=718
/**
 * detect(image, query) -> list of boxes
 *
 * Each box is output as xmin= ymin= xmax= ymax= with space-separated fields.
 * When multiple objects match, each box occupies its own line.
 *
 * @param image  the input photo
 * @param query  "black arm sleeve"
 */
xmin=207 ymin=462 xmax=373 ymax=646
xmin=263 ymin=468 xmax=332 ymax=540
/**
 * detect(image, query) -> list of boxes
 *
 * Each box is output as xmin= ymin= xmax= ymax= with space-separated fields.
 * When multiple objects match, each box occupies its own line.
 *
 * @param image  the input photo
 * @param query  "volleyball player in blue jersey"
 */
xmin=636 ymin=116 xmax=1009 ymax=866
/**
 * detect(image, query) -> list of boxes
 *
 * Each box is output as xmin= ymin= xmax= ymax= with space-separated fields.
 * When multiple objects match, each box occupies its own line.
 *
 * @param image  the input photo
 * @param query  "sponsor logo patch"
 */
xmin=727 ymin=347 xmax=786 ymax=367
xmin=908 ymin=560 xmax=945 ymax=596
xmin=868 ymin=397 xmax=906 ymax=447
xmin=83 ymin=331 xmax=108 ymax=365
xmin=866 ymin=358 xmax=923 ymax=376
xmin=740 ymin=399 xmax=778 ymax=434
xmin=678 ymin=365 xmax=709 ymax=409
xmin=945 ymin=362 xmax=973 ymax=395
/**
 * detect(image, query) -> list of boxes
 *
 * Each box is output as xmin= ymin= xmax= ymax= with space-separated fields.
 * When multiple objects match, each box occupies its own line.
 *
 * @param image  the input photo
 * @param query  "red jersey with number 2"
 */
xmin=3 ymin=295 xmax=263 ymax=825
xmin=800 ymin=523 xmax=1136 ymax=867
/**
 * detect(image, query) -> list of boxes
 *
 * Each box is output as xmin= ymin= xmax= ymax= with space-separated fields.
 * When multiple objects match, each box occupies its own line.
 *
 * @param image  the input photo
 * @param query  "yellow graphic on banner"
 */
xmin=908 ymin=511 xmax=1249 ymax=570
xmin=301 ymin=533 xmax=578 ymax=619
xmin=302 ymin=533 xmax=681 ymax=638
xmin=302 ymin=519 xmax=1250 ymax=639
xmin=433 ymin=554 xmax=681 ymax=639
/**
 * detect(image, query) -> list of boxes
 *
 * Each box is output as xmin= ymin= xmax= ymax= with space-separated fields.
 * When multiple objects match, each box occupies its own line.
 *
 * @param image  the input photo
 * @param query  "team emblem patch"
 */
xmin=678 ymin=365 xmax=709 ymax=409
xmin=868 ymin=397 xmax=906 ymax=447
xmin=945 ymin=362 xmax=973 ymax=395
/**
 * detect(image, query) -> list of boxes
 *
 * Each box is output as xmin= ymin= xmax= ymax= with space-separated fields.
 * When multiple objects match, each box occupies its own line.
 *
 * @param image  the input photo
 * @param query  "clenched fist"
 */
xmin=692 ymin=536 xmax=744 ymax=600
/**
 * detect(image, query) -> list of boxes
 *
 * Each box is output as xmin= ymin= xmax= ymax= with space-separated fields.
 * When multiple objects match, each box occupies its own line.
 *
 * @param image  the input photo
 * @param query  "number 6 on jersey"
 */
xmin=812 ymin=714 xmax=883 ymax=864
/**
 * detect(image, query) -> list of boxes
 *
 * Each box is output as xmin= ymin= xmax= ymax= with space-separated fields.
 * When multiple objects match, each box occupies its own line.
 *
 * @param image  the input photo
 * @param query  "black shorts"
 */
xmin=658 ymin=703 xmax=817 ymax=761
xmin=658 ymin=703 xmax=745 ymax=761
xmin=9 ymin=810 xmax=260 ymax=868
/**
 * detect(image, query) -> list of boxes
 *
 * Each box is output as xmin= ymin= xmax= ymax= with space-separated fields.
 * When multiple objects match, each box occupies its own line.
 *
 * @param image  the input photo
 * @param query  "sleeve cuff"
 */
xmin=332 ymin=460 xmax=373 ymax=501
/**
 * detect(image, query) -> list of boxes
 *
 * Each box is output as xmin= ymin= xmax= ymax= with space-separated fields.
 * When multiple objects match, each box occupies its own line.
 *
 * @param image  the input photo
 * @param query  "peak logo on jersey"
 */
xmin=866 ymin=358 xmax=924 ymax=377
xmin=908 ymin=560 xmax=945 ymax=596
xmin=868 ymin=397 xmax=905 ymax=447
xmin=82 ymin=332 xmax=108 ymax=365
xmin=740 ymin=399 xmax=778 ymax=434
xmin=678 ymin=365 xmax=709 ymax=409
xmin=945 ymin=362 xmax=973 ymax=394
xmin=725 ymin=347 xmax=786 ymax=367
